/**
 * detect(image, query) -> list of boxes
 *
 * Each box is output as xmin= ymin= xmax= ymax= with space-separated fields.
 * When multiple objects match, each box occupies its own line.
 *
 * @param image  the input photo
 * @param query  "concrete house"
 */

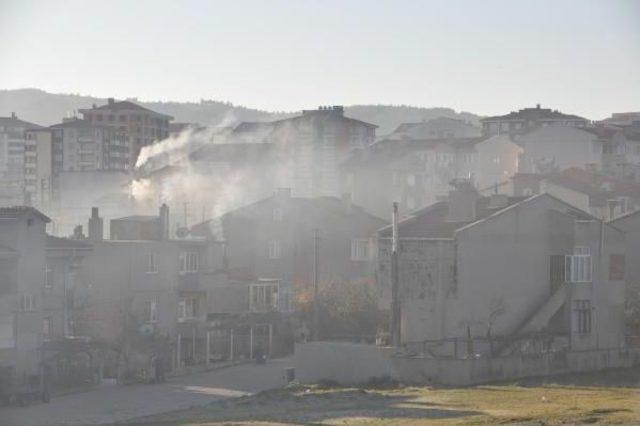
xmin=75 ymin=205 xmax=221 ymax=375
xmin=609 ymin=209 xmax=640 ymax=309
xmin=377 ymin=180 xmax=627 ymax=357
xmin=191 ymin=189 xmax=388 ymax=308
xmin=0 ymin=207 xmax=50 ymax=379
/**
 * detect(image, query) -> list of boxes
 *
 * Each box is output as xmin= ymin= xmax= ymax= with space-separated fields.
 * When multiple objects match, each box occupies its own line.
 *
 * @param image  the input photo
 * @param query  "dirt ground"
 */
xmin=122 ymin=367 xmax=640 ymax=425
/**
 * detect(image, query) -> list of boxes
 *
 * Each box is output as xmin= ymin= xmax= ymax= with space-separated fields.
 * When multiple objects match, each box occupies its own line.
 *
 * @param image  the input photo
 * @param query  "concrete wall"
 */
xmin=294 ymin=342 xmax=393 ymax=384
xmin=295 ymin=342 xmax=640 ymax=386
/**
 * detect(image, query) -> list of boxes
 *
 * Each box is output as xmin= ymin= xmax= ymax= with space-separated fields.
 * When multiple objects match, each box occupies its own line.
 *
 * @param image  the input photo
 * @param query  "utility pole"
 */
xmin=312 ymin=228 xmax=320 ymax=341
xmin=390 ymin=202 xmax=401 ymax=348
xmin=183 ymin=202 xmax=189 ymax=228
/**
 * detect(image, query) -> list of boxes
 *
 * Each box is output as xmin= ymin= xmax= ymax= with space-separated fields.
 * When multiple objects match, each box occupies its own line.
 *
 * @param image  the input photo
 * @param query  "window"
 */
xmin=574 ymin=300 xmax=592 ymax=334
xmin=566 ymin=246 xmax=592 ymax=283
xmin=44 ymin=263 xmax=53 ymax=289
xmin=351 ymin=239 xmax=370 ymax=261
xmin=179 ymin=251 xmax=198 ymax=273
xmin=42 ymin=318 xmax=51 ymax=338
xmin=268 ymin=240 xmax=281 ymax=259
xmin=20 ymin=294 xmax=36 ymax=312
xmin=407 ymin=174 xmax=416 ymax=187
xmin=549 ymin=255 xmax=566 ymax=290
xmin=250 ymin=282 xmax=279 ymax=312
xmin=609 ymin=254 xmax=625 ymax=281
xmin=146 ymin=253 xmax=158 ymax=274
xmin=406 ymin=196 xmax=416 ymax=210
xmin=144 ymin=299 xmax=158 ymax=323
xmin=178 ymin=297 xmax=197 ymax=320
xmin=272 ymin=207 xmax=283 ymax=221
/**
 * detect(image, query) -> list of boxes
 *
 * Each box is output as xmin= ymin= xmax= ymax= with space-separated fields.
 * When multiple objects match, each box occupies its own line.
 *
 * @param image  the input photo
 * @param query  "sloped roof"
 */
xmin=0 ymin=116 xmax=43 ymax=129
xmin=544 ymin=167 xmax=640 ymax=202
xmin=191 ymin=193 xmax=386 ymax=239
xmin=49 ymin=118 xmax=97 ymax=129
xmin=0 ymin=206 xmax=50 ymax=222
xmin=378 ymin=196 xmax=527 ymax=239
xmin=378 ymin=193 xmax=594 ymax=239
xmin=46 ymin=235 xmax=92 ymax=250
xmin=79 ymin=101 xmax=172 ymax=119
xmin=482 ymin=106 xmax=586 ymax=122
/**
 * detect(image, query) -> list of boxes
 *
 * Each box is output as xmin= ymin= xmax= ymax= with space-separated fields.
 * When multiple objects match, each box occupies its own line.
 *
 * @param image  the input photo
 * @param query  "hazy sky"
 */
xmin=0 ymin=0 xmax=638 ymax=119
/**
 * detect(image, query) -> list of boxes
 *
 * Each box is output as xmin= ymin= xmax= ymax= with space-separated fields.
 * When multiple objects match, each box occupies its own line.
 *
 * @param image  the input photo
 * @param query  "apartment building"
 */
xmin=0 ymin=114 xmax=42 ymax=206
xmin=229 ymin=106 xmax=377 ymax=197
xmin=342 ymin=135 xmax=521 ymax=219
xmin=377 ymin=181 xmax=626 ymax=356
xmin=80 ymin=98 xmax=172 ymax=167
xmin=481 ymin=104 xmax=588 ymax=136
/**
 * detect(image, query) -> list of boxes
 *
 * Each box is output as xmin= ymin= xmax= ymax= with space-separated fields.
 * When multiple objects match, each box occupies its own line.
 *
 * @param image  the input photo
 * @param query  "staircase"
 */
xmin=495 ymin=282 xmax=567 ymax=356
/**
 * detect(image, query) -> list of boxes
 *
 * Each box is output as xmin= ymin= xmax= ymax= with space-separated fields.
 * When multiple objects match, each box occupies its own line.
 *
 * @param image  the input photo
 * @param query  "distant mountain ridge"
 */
xmin=0 ymin=88 xmax=480 ymax=135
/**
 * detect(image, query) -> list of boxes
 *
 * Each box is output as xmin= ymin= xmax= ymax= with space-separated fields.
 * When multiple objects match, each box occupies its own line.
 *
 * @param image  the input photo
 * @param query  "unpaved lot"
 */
xmin=125 ymin=368 xmax=640 ymax=425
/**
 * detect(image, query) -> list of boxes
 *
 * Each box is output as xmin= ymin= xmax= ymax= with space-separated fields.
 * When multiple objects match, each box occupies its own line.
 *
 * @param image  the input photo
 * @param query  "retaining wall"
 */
xmin=294 ymin=342 xmax=640 ymax=386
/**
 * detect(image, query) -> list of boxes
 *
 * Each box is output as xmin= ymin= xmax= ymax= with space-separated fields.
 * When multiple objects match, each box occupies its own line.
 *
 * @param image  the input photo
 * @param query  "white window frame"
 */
xmin=268 ymin=240 xmax=281 ymax=259
xmin=145 ymin=299 xmax=158 ymax=323
xmin=178 ymin=297 xmax=197 ymax=321
xmin=566 ymin=246 xmax=592 ymax=283
xmin=42 ymin=317 xmax=51 ymax=338
xmin=44 ymin=263 xmax=53 ymax=289
xmin=146 ymin=252 xmax=158 ymax=274
xmin=249 ymin=282 xmax=279 ymax=312
xmin=179 ymin=251 xmax=199 ymax=274
xmin=351 ymin=239 xmax=370 ymax=261
xmin=20 ymin=294 xmax=36 ymax=312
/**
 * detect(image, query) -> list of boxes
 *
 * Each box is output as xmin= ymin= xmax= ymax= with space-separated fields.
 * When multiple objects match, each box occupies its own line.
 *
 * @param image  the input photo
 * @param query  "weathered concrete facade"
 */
xmin=377 ymin=190 xmax=627 ymax=356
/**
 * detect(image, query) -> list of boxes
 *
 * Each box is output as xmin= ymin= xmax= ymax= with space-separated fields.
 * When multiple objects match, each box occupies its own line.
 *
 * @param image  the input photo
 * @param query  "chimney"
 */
xmin=536 ymin=104 xmax=541 ymax=109
xmin=159 ymin=203 xmax=170 ymax=240
xmin=10 ymin=112 xmax=16 ymax=119
xmin=88 ymin=207 xmax=104 ymax=241
xmin=108 ymin=97 xmax=115 ymax=105
xmin=447 ymin=178 xmax=479 ymax=222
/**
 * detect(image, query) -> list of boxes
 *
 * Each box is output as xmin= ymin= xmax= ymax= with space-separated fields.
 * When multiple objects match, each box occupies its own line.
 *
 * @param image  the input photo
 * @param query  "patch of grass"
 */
xmin=122 ymin=368 xmax=640 ymax=425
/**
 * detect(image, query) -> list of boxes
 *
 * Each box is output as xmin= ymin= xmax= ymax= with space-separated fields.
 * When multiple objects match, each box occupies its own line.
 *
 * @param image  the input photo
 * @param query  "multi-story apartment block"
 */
xmin=80 ymin=98 xmax=172 ymax=168
xmin=482 ymin=104 xmax=588 ymax=136
xmin=49 ymin=118 xmax=129 ymax=173
xmin=229 ymin=106 xmax=377 ymax=198
xmin=342 ymin=135 xmax=521 ymax=219
xmin=0 ymin=114 xmax=42 ymax=206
